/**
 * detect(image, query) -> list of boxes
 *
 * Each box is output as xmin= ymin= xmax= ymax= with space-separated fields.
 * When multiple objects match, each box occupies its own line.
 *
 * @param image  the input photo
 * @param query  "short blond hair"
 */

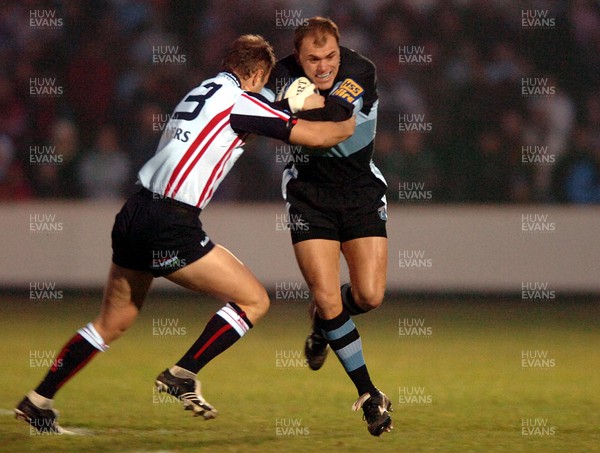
xmin=222 ymin=34 xmax=276 ymax=80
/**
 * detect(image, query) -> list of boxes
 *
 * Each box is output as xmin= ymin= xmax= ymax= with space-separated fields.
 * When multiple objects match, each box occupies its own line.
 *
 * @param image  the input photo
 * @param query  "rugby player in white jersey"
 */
xmin=15 ymin=34 xmax=354 ymax=434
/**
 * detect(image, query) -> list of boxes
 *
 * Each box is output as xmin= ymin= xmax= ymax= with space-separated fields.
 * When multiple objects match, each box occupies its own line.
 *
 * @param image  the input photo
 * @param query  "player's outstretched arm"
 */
xmin=230 ymin=92 xmax=354 ymax=147
xmin=289 ymin=116 xmax=355 ymax=148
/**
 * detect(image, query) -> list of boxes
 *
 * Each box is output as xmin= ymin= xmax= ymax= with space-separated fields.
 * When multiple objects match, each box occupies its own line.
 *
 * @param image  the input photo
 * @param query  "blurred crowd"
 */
xmin=1 ymin=0 xmax=599 ymax=203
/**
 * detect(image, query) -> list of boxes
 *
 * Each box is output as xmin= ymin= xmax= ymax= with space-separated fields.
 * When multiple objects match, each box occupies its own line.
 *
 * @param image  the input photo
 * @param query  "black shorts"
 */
xmin=284 ymin=173 xmax=388 ymax=244
xmin=111 ymin=188 xmax=215 ymax=277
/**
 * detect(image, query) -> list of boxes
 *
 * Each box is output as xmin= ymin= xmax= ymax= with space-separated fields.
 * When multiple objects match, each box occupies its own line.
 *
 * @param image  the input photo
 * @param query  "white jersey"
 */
xmin=138 ymin=72 xmax=292 ymax=209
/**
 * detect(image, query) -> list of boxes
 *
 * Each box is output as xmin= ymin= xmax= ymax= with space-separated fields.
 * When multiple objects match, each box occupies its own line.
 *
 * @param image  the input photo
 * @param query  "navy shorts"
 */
xmin=111 ymin=188 xmax=215 ymax=277
xmin=284 ymin=174 xmax=388 ymax=244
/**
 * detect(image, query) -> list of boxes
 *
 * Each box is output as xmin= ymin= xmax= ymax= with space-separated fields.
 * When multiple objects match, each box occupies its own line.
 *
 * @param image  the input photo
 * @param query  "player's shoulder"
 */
xmin=276 ymin=54 xmax=304 ymax=75
xmin=199 ymin=72 xmax=244 ymax=105
xmin=238 ymin=90 xmax=271 ymax=104
xmin=202 ymin=71 xmax=240 ymax=87
xmin=269 ymin=54 xmax=304 ymax=87
xmin=339 ymin=46 xmax=376 ymax=77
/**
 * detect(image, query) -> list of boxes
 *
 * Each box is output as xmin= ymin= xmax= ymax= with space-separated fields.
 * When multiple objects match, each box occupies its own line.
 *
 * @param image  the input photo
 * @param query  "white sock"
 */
xmin=169 ymin=365 xmax=195 ymax=379
xmin=27 ymin=390 xmax=53 ymax=409
xmin=77 ymin=322 xmax=109 ymax=352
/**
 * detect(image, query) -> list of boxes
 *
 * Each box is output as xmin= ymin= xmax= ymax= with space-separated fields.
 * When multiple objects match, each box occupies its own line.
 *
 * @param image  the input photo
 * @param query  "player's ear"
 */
xmin=251 ymin=69 xmax=264 ymax=90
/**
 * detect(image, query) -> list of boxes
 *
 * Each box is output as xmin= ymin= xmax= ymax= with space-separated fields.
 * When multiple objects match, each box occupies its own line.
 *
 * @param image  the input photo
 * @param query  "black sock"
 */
xmin=318 ymin=310 xmax=378 ymax=397
xmin=312 ymin=284 xmax=365 ymax=336
xmin=341 ymin=284 xmax=366 ymax=315
xmin=35 ymin=324 xmax=108 ymax=399
xmin=176 ymin=302 xmax=252 ymax=374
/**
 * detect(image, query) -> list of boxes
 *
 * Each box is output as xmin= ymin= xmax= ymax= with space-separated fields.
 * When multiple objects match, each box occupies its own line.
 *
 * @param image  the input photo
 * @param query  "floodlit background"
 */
xmin=0 ymin=1 xmax=599 ymax=452
xmin=2 ymin=0 xmax=600 ymax=203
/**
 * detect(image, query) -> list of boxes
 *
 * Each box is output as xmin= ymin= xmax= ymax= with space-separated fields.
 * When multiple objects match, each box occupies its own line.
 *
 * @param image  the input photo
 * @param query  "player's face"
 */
xmin=296 ymin=33 xmax=340 ymax=91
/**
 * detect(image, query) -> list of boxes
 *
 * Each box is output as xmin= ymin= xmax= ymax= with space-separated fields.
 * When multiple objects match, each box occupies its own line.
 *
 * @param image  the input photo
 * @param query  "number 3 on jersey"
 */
xmin=172 ymin=82 xmax=222 ymax=121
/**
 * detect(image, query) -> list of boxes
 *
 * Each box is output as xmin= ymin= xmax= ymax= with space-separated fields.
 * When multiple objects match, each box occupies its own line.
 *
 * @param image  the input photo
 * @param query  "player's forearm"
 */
xmin=289 ymin=117 xmax=355 ymax=147
xmin=296 ymin=99 xmax=352 ymax=121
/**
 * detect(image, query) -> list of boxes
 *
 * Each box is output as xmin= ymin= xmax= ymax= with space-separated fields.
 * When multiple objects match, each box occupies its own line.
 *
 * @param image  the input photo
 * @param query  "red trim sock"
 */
xmin=34 ymin=324 xmax=107 ymax=399
xmin=176 ymin=302 xmax=252 ymax=374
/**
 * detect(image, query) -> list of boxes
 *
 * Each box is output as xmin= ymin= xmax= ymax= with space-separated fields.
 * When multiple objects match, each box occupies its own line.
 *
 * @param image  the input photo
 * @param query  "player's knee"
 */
xmin=238 ymin=287 xmax=270 ymax=323
xmin=312 ymin=287 xmax=341 ymax=313
xmin=354 ymin=286 xmax=385 ymax=312
xmin=95 ymin=320 xmax=129 ymax=344
xmin=254 ymin=290 xmax=270 ymax=319
xmin=95 ymin=305 xmax=139 ymax=344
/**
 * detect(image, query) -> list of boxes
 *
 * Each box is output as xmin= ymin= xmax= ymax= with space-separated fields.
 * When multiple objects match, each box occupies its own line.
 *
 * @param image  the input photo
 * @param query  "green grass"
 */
xmin=0 ymin=294 xmax=598 ymax=452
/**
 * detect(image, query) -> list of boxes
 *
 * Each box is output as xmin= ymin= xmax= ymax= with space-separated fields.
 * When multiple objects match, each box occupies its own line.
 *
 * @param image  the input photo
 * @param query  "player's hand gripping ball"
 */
xmin=276 ymin=77 xmax=318 ymax=113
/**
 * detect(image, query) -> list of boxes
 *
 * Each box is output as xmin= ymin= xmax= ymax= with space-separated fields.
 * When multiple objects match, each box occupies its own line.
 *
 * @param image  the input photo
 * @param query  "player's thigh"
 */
xmin=341 ymin=236 xmax=387 ymax=309
xmin=293 ymin=239 xmax=341 ymax=315
xmin=165 ymin=244 xmax=268 ymax=322
xmin=96 ymin=263 xmax=154 ymax=342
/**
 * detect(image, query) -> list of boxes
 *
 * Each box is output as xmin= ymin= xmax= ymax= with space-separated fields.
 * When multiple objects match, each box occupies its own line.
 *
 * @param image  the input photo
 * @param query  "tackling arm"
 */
xmin=230 ymin=91 xmax=354 ymax=147
xmin=288 ymin=116 xmax=355 ymax=148
xmin=295 ymin=98 xmax=353 ymax=121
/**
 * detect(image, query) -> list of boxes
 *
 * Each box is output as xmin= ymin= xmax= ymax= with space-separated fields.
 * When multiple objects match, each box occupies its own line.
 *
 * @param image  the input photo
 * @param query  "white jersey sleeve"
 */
xmin=138 ymin=72 xmax=292 ymax=209
xmin=230 ymin=92 xmax=291 ymax=141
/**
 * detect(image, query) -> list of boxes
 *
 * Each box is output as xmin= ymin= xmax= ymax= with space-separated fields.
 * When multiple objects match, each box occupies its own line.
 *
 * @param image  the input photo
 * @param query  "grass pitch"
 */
xmin=0 ymin=293 xmax=598 ymax=452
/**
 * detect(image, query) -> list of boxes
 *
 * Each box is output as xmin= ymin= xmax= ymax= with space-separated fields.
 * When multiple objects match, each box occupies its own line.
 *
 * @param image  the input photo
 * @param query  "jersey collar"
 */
xmin=219 ymin=71 xmax=241 ymax=88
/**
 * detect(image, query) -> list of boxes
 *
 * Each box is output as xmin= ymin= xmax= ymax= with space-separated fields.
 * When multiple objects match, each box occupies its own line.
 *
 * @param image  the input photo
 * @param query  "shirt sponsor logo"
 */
xmin=330 ymin=78 xmax=364 ymax=104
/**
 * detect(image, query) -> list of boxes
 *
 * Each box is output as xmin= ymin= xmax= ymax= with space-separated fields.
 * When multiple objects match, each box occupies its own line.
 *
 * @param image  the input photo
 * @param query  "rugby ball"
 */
xmin=276 ymin=77 xmax=314 ymax=101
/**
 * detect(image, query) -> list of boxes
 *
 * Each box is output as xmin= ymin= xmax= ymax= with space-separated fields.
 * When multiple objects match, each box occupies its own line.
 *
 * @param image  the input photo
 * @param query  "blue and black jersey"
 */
xmin=265 ymin=47 xmax=384 ymax=185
